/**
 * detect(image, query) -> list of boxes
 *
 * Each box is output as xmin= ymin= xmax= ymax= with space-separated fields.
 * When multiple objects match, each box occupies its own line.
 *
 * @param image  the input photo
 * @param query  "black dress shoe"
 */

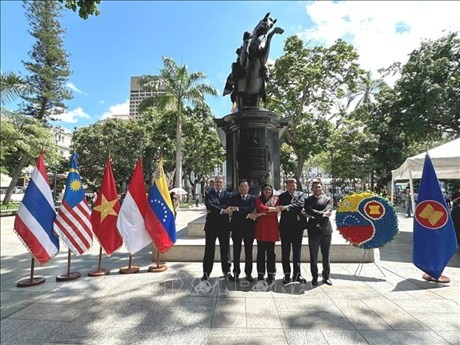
xmin=257 ymin=274 xmax=265 ymax=281
xmin=267 ymin=274 xmax=275 ymax=283
xmin=311 ymin=279 xmax=318 ymax=286
xmin=323 ymin=278 xmax=332 ymax=286
xmin=245 ymin=275 xmax=255 ymax=282
xmin=201 ymin=274 xmax=209 ymax=281
xmin=294 ymin=275 xmax=307 ymax=284
xmin=282 ymin=275 xmax=291 ymax=284
xmin=224 ymin=272 xmax=234 ymax=281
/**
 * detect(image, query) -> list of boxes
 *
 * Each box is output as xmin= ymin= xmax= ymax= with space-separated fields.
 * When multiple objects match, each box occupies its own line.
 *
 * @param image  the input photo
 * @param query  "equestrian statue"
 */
xmin=223 ymin=13 xmax=284 ymax=111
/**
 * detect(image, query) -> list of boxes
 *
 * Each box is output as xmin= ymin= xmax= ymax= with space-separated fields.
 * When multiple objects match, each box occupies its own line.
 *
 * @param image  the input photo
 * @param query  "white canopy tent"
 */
xmin=391 ymin=138 xmax=460 ymax=210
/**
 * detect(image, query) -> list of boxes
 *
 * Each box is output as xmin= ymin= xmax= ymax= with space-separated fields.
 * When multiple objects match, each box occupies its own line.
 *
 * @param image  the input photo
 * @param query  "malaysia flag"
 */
xmin=54 ymin=153 xmax=93 ymax=256
xmin=14 ymin=152 xmax=59 ymax=264
xmin=145 ymin=158 xmax=177 ymax=253
xmin=413 ymin=154 xmax=458 ymax=279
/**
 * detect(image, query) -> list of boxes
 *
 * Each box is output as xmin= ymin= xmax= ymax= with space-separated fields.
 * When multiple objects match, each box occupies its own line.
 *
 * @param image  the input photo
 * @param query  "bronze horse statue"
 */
xmin=224 ymin=13 xmax=284 ymax=111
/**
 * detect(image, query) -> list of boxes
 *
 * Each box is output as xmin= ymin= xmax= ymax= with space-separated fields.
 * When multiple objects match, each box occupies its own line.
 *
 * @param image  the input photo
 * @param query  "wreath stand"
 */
xmin=354 ymin=249 xmax=386 ymax=277
xmin=56 ymin=249 xmax=81 ymax=281
xmin=88 ymin=247 xmax=110 ymax=277
xmin=148 ymin=247 xmax=167 ymax=272
xmin=119 ymin=254 xmax=139 ymax=274
xmin=17 ymin=258 xmax=46 ymax=288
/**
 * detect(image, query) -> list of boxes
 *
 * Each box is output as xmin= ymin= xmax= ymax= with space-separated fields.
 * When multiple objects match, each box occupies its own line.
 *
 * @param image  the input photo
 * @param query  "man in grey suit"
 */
xmin=304 ymin=180 xmax=334 ymax=286
xmin=278 ymin=178 xmax=307 ymax=284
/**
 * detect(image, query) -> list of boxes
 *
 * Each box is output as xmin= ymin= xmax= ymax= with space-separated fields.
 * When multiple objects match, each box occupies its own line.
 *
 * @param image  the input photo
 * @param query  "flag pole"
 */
xmin=119 ymin=254 xmax=139 ymax=274
xmin=88 ymin=246 xmax=110 ymax=277
xmin=56 ymin=249 xmax=81 ymax=281
xmin=17 ymin=257 xmax=46 ymax=288
xmin=148 ymin=247 xmax=167 ymax=272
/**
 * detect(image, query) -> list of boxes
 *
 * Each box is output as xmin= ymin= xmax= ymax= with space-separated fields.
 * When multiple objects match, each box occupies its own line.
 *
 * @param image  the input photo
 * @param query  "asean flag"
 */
xmin=145 ymin=158 xmax=176 ymax=253
xmin=91 ymin=159 xmax=123 ymax=256
xmin=413 ymin=154 xmax=458 ymax=280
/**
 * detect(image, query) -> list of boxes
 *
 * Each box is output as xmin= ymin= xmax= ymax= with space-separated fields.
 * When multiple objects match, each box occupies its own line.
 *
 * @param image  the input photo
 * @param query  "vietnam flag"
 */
xmin=91 ymin=159 xmax=123 ymax=256
xmin=145 ymin=158 xmax=177 ymax=253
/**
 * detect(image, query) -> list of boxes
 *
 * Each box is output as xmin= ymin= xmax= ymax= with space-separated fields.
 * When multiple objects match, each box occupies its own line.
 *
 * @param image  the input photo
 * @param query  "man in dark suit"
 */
xmin=304 ymin=180 xmax=333 ymax=286
xmin=202 ymin=176 xmax=233 ymax=281
xmin=228 ymin=179 xmax=256 ymax=282
xmin=278 ymin=178 xmax=307 ymax=284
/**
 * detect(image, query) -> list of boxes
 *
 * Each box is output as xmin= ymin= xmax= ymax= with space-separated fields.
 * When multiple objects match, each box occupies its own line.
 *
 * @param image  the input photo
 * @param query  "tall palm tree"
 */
xmin=346 ymin=71 xmax=386 ymax=110
xmin=0 ymin=72 xmax=28 ymax=105
xmin=139 ymin=56 xmax=217 ymax=188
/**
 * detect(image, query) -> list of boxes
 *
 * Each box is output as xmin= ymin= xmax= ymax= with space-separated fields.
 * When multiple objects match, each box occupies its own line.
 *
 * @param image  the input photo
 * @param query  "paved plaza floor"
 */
xmin=1 ymin=207 xmax=459 ymax=345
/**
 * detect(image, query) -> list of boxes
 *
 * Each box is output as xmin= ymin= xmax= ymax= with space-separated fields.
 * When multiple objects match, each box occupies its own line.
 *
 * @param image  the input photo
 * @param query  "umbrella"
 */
xmin=169 ymin=187 xmax=188 ymax=195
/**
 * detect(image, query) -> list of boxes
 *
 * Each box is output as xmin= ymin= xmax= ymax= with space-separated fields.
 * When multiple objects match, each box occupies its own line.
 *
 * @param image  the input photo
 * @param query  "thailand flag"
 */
xmin=413 ymin=154 xmax=458 ymax=279
xmin=14 ymin=153 xmax=59 ymax=264
xmin=145 ymin=158 xmax=176 ymax=253
xmin=116 ymin=156 xmax=152 ymax=254
xmin=54 ymin=153 xmax=93 ymax=256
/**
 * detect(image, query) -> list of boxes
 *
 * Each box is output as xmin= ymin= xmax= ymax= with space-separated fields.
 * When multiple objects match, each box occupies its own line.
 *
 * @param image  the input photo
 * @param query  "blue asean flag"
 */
xmin=413 ymin=154 xmax=458 ymax=280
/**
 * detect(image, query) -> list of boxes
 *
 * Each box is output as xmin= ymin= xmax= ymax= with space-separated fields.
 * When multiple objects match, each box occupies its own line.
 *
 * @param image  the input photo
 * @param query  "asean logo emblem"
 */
xmin=415 ymin=200 xmax=448 ymax=230
xmin=363 ymin=200 xmax=385 ymax=220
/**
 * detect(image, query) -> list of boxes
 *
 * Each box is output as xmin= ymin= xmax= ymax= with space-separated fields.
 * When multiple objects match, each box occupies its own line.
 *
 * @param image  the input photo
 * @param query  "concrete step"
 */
xmin=161 ymin=235 xmax=374 ymax=263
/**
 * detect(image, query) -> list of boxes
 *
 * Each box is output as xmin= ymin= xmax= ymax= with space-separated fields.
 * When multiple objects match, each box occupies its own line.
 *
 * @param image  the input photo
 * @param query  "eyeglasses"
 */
xmin=263 ymin=189 xmax=272 ymax=192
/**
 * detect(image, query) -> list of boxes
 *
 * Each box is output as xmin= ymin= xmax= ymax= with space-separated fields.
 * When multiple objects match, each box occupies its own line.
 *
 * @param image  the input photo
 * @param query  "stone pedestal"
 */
xmin=215 ymin=107 xmax=288 ymax=193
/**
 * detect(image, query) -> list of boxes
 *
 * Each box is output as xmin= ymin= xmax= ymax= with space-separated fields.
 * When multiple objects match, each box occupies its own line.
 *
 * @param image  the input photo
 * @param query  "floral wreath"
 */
xmin=335 ymin=192 xmax=398 ymax=249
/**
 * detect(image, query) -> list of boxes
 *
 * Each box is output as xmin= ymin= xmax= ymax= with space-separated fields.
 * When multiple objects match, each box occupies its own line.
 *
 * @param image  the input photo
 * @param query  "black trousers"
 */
xmin=231 ymin=226 xmax=254 ymax=276
xmin=280 ymin=228 xmax=304 ymax=277
xmin=308 ymin=231 xmax=332 ymax=280
xmin=452 ymin=207 xmax=460 ymax=245
xmin=203 ymin=227 xmax=231 ymax=277
xmin=257 ymin=241 xmax=276 ymax=278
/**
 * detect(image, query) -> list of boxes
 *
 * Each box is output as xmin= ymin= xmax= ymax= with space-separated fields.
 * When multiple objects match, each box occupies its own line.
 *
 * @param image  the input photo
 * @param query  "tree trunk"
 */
xmin=294 ymin=151 xmax=305 ymax=191
xmin=175 ymin=105 xmax=182 ymax=189
xmin=2 ymin=155 xmax=29 ymax=206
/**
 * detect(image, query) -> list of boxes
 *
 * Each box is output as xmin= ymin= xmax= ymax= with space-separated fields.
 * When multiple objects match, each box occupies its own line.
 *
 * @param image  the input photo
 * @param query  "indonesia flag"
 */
xmin=54 ymin=154 xmax=93 ymax=256
xmin=116 ymin=157 xmax=152 ymax=254
xmin=14 ymin=152 xmax=59 ymax=264
xmin=145 ymin=158 xmax=177 ymax=253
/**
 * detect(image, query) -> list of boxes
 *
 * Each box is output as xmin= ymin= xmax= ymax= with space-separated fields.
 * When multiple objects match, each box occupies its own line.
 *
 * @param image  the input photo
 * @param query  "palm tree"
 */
xmin=0 ymin=72 xmax=28 ymax=105
xmin=346 ymin=71 xmax=386 ymax=110
xmin=139 ymin=56 xmax=217 ymax=188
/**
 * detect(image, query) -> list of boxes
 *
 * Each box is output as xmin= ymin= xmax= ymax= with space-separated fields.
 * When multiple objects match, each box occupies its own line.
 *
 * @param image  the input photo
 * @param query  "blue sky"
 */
xmin=2 ymin=1 xmax=459 ymax=131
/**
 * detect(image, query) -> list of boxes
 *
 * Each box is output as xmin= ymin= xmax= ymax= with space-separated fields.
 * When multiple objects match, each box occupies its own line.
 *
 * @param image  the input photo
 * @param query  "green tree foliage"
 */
xmin=139 ymin=56 xmax=217 ymax=188
xmin=72 ymin=118 xmax=147 ymax=191
xmin=393 ymin=32 xmax=460 ymax=139
xmin=60 ymin=0 xmax=101 ymax=19
xmin=181 ymin=105 xmax=225 ymax=192
xmin=0 ymin=72 xmax=29 ymax=105
xmin=0 ymin=112 xmax=60 ymax=205
xmin=267 ymin=35 xmax=362 ymax=182
xmin=21 ymin=0 xmax=72 ymax=122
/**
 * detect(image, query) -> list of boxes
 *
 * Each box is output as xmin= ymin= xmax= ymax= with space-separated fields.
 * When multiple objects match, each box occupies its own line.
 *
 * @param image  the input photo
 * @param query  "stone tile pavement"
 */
xmin=1 ymin=207 xmax=459 ymax=345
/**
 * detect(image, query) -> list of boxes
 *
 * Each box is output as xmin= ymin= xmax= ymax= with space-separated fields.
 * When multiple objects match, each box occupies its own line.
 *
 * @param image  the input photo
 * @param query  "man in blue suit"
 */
xmin=202 ymin=176 xmax=233 ymax=281
xmin=228 ymin=179 xmax=256 ymax=282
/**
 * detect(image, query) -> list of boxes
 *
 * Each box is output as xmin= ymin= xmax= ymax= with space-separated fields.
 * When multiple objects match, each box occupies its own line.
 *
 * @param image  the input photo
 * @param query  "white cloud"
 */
xmin=51 ymin=107 xmax=90 ymax=123
xmin=66 ymin=82 xmax=84 ymax=94
xmin=302 ymin=1 xmax=460 ymax=79
xmin=101 ymin=100 xmax=129 ymax=119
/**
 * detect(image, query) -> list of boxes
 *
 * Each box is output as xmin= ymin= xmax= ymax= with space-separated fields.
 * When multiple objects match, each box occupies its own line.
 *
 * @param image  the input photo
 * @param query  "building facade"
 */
xmin=129 ymin=76 xmax=165 ymax=119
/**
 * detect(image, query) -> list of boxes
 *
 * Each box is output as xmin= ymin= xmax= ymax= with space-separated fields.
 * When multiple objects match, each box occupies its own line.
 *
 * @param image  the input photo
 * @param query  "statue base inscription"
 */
xmin=215 ymin=107 xmax=288 ymax=194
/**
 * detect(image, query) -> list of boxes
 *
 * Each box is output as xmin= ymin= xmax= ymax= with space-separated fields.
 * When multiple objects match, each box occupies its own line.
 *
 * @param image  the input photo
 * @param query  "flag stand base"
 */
xmin=148 ymin=264 xmax=167 ymax=272
xmin=422 ymin=273 xmax=450 ymax=283
xmin=56 ymin=272 xmax=81 ymax=281
xmin=17 ymin=277 xmax=46 ymax=288
xmin=88 ymin=268 xmax=110 ymax=277
xmin=148 ymin=249 xmax=168 ymax=272
xmin=17 ymin=258 xmax=46 ymax=287
xmin=119 ymin=254 xmax=139 ymax=274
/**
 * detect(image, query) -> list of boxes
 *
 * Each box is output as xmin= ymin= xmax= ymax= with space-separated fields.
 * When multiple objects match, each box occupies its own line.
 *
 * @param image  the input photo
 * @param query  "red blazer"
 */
xmin=254 ymin=196 xmax=280 ymax=242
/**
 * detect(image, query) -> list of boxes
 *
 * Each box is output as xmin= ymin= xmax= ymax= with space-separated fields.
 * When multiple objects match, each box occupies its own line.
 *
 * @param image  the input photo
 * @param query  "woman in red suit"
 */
xmin=254 ymin=184 xmax=280 ymax=282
